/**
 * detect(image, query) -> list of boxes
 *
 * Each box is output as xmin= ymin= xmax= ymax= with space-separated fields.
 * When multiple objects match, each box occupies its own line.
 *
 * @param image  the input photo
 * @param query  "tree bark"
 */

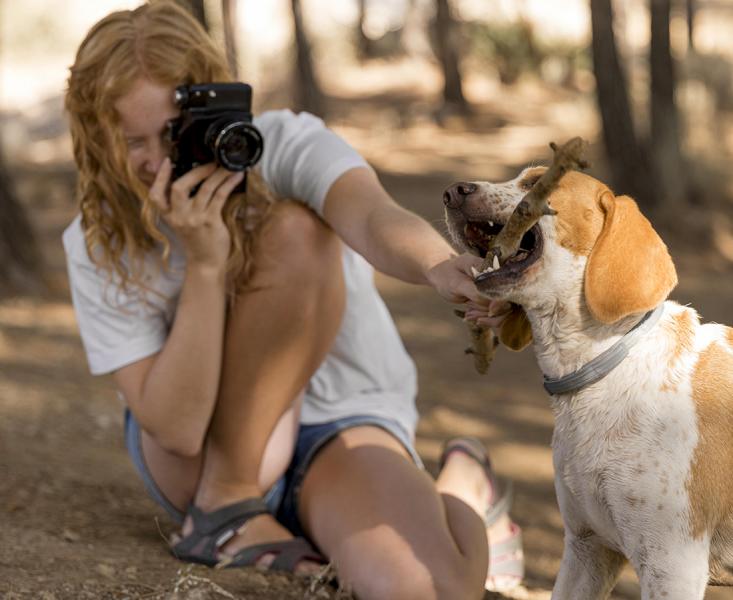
xmin=0 ymin=151 xmax=43 ymax=296
xmin=176 ymin=0 xmax=208 ymax=30
xmin=590 ymin=0 xmax=654 ymax=208
xmin=650 ymin=0 xmax=686 ymax=207
xmin=222 ymin=0 xmax=239 ymax=78
xmin=434 ymin=0 xmax=467 ymax=112
xmin=355 ymin=0 xmax=375 ymax=60
xmin=290 ymin=0 xmax=326 ymax=116
xmin=686 ymin=0 xmax=696 ymax=51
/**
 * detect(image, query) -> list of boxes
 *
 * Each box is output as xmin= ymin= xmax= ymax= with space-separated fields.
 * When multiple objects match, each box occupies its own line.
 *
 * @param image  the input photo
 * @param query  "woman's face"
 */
xmin=114 ymin=77 xmax=179 ymax=187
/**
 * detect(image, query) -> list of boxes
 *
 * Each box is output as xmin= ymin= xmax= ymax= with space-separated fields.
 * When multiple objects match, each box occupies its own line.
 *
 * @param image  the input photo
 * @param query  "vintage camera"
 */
xmin=167 ymin=83 xmax=264 ymax=192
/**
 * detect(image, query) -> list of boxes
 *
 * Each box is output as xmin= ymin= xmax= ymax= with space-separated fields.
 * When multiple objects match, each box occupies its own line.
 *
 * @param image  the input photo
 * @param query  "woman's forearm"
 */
xmin=135 ymin=263 xmax=228 ymax=455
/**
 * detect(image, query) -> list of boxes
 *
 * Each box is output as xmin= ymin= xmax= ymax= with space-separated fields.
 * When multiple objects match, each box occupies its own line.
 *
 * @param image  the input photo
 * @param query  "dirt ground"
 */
xmin=2 ymin=74 xmax=733 ymax=599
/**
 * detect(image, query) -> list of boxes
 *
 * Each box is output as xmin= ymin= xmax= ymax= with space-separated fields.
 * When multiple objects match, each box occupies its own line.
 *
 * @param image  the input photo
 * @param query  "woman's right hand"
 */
xmin=148 ymin=157 xmax=244 ymax=270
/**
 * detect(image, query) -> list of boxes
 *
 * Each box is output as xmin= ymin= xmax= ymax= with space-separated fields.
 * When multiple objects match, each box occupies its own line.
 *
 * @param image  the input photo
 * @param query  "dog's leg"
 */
xmin=629 ymin=539 xmax=710 ymax=600
xmin=551 ymin=532 xmax=625 ymax=600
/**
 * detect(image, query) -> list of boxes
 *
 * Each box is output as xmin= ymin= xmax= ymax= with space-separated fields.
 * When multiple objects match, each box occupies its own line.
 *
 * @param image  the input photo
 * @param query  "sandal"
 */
xmin=170 ymin=497 xmax=326 ymax=573
xmin=439 ymin=437 xmax=525 ymax=592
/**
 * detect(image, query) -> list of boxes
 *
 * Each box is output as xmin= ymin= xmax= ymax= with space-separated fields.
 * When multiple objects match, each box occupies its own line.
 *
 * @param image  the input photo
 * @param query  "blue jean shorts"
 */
xmin=124 ymin=410 xmax=422 ymax=537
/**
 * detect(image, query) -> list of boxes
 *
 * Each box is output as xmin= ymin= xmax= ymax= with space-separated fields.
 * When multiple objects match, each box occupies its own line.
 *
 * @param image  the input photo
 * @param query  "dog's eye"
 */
xmin=520 ymin=174 xmax=542 ymax=191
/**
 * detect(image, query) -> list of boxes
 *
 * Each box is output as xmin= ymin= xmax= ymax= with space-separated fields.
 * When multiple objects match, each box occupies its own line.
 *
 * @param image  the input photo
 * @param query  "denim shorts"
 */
xmin=124 ymin=410 xmax=422 ymax=537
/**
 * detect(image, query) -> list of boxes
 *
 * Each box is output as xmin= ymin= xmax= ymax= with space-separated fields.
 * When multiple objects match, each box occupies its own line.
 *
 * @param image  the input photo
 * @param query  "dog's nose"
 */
xmin=443 ymin=182 xmax=477 ymax=209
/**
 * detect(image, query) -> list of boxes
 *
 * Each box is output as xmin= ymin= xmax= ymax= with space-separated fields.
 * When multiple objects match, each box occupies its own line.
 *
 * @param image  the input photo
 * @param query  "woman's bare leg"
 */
xmin=299 ymin=426 xmax=488 ymax=600
xmin=140 ymin=202 xmax=345 ymax=568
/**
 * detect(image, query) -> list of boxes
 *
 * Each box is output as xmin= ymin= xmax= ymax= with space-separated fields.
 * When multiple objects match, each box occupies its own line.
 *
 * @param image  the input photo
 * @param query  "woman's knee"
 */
xmin=345 ymin=552 xmax=481 ymax=600
xmin=256 ymin=201 xmax=342 ymax=278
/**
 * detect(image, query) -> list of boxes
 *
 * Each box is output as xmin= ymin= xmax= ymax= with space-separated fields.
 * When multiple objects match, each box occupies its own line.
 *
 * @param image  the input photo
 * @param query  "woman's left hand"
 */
xmin=462 ymin=300 xmax=512 ymax=330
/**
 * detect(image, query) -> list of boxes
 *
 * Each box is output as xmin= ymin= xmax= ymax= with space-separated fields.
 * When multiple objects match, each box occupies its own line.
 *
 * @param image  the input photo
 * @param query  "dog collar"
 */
xmin=543 ymin=304 xmax=665 ymax=396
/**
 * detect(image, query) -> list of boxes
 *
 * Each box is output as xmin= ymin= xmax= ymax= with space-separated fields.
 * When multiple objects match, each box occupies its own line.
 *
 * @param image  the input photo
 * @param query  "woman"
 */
xmin=62 ymin=2 xmax=523 ymax=598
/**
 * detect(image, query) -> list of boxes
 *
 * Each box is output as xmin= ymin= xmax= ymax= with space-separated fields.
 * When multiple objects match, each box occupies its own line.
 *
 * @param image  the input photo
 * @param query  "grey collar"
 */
xmin=543 ymin=304 xmax=665 ymax=396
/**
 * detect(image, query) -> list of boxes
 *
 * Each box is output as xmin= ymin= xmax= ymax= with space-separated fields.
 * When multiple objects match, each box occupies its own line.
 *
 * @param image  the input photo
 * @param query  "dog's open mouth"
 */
xmin=463 ymin=220 xmax=543 ymax=284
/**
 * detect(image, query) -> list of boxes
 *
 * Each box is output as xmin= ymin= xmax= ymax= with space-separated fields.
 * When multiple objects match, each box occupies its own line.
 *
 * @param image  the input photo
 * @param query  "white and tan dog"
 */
xmin=443 ymin=167 xmax=733 ymax=600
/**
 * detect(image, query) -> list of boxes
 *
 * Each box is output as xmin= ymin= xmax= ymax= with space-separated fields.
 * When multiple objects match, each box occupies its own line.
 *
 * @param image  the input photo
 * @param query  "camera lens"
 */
xmin=208 ymin=121 xmax=263 ymax=171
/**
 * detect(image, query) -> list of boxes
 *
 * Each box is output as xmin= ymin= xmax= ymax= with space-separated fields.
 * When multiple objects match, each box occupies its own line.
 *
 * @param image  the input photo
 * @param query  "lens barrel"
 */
xmin=207 ymin=120 xmax=264 ymax=171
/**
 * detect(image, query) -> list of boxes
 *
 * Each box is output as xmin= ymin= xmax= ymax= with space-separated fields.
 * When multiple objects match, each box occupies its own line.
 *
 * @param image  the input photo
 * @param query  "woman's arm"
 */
xmin=323 ymin=166 xmax=491 ymax=305
xmin=113 ymin=262 xmax=227 ymax=456
xmin=114 ymin=161 xmax=243 ymax=456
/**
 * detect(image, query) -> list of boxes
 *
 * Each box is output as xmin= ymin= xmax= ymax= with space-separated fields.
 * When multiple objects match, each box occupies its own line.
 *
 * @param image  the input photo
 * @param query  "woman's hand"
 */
xmin=426 ymin=253 xmax=495 ymax=305
xmin=425 ymin=253 xmax=512 ymax=329
xmin=148 ymin=158 xmax=244 ymax=270
xmin=462 ymin=300 xmax=512 ymax=330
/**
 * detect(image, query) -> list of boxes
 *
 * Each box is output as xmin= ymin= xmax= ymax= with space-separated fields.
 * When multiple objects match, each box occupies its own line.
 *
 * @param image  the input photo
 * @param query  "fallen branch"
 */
xmin=459 ymin=137 xmax=589 ymax=374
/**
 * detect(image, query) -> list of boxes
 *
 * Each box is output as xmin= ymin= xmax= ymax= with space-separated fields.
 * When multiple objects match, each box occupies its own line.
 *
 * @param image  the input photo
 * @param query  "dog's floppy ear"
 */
xmin=585 ymin=192 xmax=677 ymax=324
xmin=499 ymin=304 xmax=532 ymax=351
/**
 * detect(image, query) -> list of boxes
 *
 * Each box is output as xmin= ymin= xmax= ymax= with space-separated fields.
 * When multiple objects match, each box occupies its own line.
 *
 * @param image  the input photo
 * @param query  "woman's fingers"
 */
xmin=169 ymin=163 xmax=217 ymax=211
xmin=463 ymin=299 xmax=513 ymax=329
xmin=188 ymin=167 xmax=233 ymax=212
xmin=206 ymin=171 xmax=245 ymax=216
xmin=148 ymin=157 xmax=173 ymax=212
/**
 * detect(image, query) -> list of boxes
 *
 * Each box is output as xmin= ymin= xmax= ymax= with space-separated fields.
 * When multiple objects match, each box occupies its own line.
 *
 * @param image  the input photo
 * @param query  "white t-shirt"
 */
xmin=63 ymin=110 xmax=419 ymax=439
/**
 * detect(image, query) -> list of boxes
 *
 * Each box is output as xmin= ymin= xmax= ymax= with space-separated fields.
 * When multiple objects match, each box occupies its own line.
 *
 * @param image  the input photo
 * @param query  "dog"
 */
xmin=443 ymin=166 xmax=733 ymax=600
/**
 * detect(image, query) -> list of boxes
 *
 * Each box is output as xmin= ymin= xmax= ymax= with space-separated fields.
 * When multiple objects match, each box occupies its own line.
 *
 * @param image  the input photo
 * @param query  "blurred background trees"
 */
xmin=3 ymin=0 xmax=733 ymax=300
xmin=0 ymin=148 xmax=43 ymax=296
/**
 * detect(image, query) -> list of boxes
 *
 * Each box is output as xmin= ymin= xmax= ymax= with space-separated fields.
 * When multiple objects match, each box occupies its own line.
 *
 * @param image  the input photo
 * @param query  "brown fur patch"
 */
xmin=548 ymin=171 xmax=607 ymax=257
xmin=727 ymin=327 xmax=733 ymax=350
xmin=686 ymin=341 xmax=733 ymax=539
xmin=659 ymin=310 xmax=696 ymax=392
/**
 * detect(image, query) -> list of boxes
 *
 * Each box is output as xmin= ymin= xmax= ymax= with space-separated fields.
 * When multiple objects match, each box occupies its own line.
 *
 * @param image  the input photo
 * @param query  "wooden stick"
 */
xmin=458 ymin=137 xmax=589 ymax=374
xmin=479 ymin=137 xmax=589 ymax=272
xmin=454 ymin=309 xmax=499 ymax=374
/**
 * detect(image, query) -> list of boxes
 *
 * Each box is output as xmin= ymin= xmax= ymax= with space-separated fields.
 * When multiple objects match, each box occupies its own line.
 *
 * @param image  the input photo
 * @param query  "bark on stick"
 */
xmin=479 ymin=137 xmax=589 ymax=272
xmin=454 ymin=309 xmax=498 ymax=374
xmin=461 ymin=137 xmax=588 ymax=374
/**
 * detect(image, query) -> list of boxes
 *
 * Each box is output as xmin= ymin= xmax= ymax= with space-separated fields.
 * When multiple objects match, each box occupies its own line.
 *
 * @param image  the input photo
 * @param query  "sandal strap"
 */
xmin=172 ymin=497 xmax=269 ymax=563
xmin=484 ymin=478 xmax=513 ymax=528
xmin=489 ymin=527 xmax=525 ymax=580
xmin=490 ymin=526 xmax=522 ymax=558
xmin=227 ymin=537 xmax=325 ymax=572
xmin=187 ymin=497 xmax=269 ymax=536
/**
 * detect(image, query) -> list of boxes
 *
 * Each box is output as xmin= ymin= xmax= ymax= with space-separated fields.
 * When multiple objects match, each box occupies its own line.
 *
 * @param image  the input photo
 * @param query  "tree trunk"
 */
xmin=176 ymin=0 xmax=208 ymax=30
xmin=355 ymin=0 xmax=375 ymax=60
xmin=590 ymin=0 xmax=654 ymax=208
xmin=222 ymin=0 xmax=239 ymax=78
xmin=686 ymin=0 xmax=696 ymax=51
xmin=434 ymin=0 xmax=467 ymax=113
xmin=0 ymin=151 xmax=43 ymax=296
xmin=650 ymin=0 xmax=686 ymax=207
xmin=290 ymin=0 xmax=326 ymax=116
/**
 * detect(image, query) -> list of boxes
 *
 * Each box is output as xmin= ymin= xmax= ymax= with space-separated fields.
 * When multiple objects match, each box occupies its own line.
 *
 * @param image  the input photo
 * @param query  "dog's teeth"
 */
xmin=493 ymin=255 xmax=500 ymax=270
xmin=484 ymin=266 xmax=494 ymax=273
xmin=488 ymin=221 xmax=494 ymax=227
xmin=470 ymin=266 xmax=480 ymax=279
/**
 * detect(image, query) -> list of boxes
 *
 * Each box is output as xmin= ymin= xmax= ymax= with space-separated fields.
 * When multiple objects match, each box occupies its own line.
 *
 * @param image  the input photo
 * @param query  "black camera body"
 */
xmin=167 ymin=82 xmax=264 ymax=193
